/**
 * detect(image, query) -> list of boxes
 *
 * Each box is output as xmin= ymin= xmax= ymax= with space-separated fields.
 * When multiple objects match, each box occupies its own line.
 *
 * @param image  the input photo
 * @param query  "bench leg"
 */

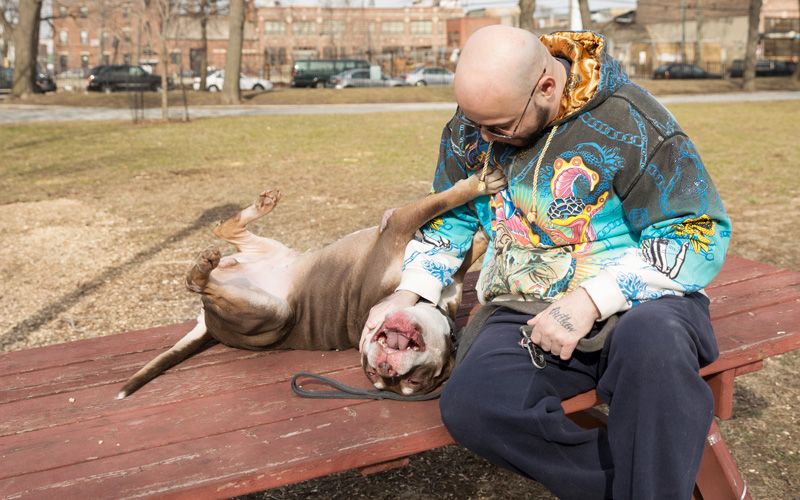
xmin=705 ymin=363 xmax=762 ymax=421
xmin=694 ymin=419 xmax=750 ymax=500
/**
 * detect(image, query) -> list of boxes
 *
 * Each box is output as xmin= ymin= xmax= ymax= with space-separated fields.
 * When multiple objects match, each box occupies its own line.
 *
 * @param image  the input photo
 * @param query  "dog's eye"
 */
xmin=406 ymin=378 xmax=422 ymax=387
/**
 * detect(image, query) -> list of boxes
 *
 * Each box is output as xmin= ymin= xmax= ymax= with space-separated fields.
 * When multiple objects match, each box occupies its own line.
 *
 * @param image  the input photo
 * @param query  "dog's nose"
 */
xmin=378 ymin=362 xmax=395 ymax=377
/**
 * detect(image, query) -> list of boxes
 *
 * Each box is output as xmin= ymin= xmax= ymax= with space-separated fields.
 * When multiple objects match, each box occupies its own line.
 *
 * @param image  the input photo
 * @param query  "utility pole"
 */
xmin=569 ymin=0 xmax=582 ymax=30
xmin=680 ymin=0 xmax=687 ymax=62
xmin=694 ymin=4 xmax=703 ymax=66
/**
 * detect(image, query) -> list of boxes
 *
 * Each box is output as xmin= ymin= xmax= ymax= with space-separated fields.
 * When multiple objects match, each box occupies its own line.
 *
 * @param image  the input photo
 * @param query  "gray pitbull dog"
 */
xmin=118 ymin=169 xmax=505 ymax=399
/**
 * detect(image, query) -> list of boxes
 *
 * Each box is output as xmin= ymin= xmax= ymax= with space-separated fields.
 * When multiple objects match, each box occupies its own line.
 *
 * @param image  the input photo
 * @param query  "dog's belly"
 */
xmin=209 ymin=253 xmax=296 ymax=301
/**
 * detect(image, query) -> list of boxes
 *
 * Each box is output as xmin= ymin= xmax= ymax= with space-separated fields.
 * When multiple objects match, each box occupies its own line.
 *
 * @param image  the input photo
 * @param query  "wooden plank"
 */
xmin=707 ymin=255 xmax=782 ymax=288
xmin=708 ymin=270 xmax=800 ymax=320
xmin=0 ymin=397 xmax=454 ymax=499
xmin=0 ymin=349 xmax=360 ymax=437
xmin=703 ymin=301 xmax=800 ymax=360
xmin=0 ymin=346 xmax=264 ymax=404
xmin=0 ymin=368 xmax=375 ymax=481
xmin=0 ymin=321 xmax=195 ymax=376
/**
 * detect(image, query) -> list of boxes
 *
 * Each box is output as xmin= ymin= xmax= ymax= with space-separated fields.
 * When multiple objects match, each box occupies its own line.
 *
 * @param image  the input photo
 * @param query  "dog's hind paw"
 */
xmin=197 ymin=246 xmax=221 ymax=274
xmin=256 ymin=189 xmax=281 ymax=214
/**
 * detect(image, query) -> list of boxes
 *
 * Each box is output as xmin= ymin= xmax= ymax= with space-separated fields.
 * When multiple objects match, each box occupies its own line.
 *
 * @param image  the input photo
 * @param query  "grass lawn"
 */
xmin=1 ymin=100 xmax=798 ymax=497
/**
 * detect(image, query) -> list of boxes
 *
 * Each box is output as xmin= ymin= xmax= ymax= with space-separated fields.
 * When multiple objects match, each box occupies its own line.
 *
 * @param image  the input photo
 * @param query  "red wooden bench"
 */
xmin=1 ymin=255 xmax=798 ymax=499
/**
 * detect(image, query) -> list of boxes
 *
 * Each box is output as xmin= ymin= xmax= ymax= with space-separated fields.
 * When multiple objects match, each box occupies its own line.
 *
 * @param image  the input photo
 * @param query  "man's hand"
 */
xmin=527 ymin=288 xmax=600 ymax=360
xmin=359 ymin=290 xmax=420 ymax=351
xmin=479 ymin=166 xmax=508 ymax=195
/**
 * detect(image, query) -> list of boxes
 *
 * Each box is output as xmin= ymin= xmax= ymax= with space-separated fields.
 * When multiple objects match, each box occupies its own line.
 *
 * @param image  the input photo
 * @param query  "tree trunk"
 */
xmin=742 ymin=0 xmax=762 ymax=91
xmin=518 ymin=0 xmax=536 ymax=32
xmin=694 ymin=8 xmax=703 ymax=66
xmin=199 ymin=0 xmax=209 ymax=91
xmin=222 ymin=0 xmax=244 ymax=105
xmin=160 ymin=7 xmax=169 ymax=120
xmin=794 ymin=0 xmax=800 ymax=84
xmin=578 ymin=0 xmax=592 ymax=31
xmin=12 ymin=0 xmax=43 ymax=98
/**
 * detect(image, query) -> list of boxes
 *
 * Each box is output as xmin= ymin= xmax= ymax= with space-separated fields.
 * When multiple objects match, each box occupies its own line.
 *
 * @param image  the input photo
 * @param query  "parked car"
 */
xmin=192 ymin=70 xmax=273 ymax=92
xmin=328 ymin=68 xmax=408 ymax=89
xmin=728 ymin=59 xmax=796 ymax=78
xmin=291 ymin=59 xmax=370 ymax=88
xmin=652 ymin=63 xmax=721 ymax=79
xmin=402 ymin=66 xmax=454 ymax=86
xmin=0 ymin=67 xmax=57 ymax=93
xmin=87 ymin=64 xmax=172 ymax=93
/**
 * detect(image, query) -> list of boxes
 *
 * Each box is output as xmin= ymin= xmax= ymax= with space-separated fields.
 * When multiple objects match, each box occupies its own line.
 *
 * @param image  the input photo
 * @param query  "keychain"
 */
xmin=519 ymin=325 xmax=547 ymax=369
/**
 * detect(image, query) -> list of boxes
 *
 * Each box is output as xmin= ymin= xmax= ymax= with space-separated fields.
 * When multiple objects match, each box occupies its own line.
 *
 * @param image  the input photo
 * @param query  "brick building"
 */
xmin=586 ymin=0 xmax=798 ymax=77
xmin=50 ymin=1 xmax=464 ymax=82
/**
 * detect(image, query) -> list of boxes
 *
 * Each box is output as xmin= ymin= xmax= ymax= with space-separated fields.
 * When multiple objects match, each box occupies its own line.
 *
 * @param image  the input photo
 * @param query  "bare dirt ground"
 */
xmin=1 ymin=100 xmax=798 ymax=498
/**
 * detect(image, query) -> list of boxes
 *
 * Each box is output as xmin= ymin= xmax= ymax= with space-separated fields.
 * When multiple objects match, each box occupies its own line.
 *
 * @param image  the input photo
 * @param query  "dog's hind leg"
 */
xmin=117 ymin=314 xmax=216 ymax=399
xmin=186 ymin=246 xmax=221 ymax=293
xmin=213 ymin=189 xmax=290 ymax=254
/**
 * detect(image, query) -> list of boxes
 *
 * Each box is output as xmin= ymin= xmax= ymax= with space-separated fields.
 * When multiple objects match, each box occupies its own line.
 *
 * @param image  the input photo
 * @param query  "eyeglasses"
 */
xmin=463 ymin=67 xmax=547 ymax=140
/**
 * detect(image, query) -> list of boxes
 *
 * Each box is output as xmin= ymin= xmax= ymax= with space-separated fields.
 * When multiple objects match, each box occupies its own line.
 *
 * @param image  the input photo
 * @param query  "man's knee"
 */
xmin=614 ymin=299 xmax=693 ymax=350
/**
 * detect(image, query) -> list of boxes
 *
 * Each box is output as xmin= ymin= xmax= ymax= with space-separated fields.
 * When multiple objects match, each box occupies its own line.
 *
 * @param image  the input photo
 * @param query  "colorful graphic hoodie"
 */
xmin=398 ymin=31 xmax=731 ymax=320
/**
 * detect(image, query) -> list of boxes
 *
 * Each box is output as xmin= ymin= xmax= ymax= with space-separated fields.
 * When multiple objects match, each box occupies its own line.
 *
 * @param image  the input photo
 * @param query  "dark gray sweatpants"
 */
xmin=440 ymin=294 xmax=719 ymax=500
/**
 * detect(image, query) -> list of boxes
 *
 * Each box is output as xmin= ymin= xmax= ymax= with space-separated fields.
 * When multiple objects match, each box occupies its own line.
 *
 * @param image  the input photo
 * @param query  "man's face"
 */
xmin=483 ymin=105 xmax=552 ymax=147
xmin=460 ymin=67 xmax=552 ymax=147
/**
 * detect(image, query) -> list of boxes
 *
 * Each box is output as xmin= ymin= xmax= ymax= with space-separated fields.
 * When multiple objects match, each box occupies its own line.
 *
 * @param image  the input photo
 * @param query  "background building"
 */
xmin=50 ymin=0 xmax=462 ymax=83
xmin=43 ymin=0 xmax=800 ymax=84
xmin=600 ymin=0 xmax=798 ymax=77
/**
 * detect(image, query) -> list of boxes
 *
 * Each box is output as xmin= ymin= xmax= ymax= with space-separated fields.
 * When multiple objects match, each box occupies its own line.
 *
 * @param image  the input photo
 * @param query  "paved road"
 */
xmin=0 ymin=90 xmax=797 ymax=124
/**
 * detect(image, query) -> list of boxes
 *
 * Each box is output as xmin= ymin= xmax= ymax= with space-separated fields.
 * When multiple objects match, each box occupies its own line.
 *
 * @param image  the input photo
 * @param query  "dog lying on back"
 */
xmin=118 ymin=168 xmax=505 ymax=399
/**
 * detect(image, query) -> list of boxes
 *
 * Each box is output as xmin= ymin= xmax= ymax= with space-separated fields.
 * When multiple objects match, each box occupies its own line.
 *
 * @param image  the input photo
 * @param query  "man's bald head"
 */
xmin=454 ymin=25 xmax=564 ymax=145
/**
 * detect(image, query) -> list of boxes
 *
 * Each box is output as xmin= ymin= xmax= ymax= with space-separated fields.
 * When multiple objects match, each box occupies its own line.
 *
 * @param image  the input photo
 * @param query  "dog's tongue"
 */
xmin=385 ymin=330 xmax=410 ymax=350
xmin=382 ymin=313 xmax=418 ymax=350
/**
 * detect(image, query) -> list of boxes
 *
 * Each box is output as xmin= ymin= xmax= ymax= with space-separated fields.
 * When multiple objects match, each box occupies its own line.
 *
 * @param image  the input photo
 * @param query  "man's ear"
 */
xmin=539 ymin=74 xmax=558 ymax=98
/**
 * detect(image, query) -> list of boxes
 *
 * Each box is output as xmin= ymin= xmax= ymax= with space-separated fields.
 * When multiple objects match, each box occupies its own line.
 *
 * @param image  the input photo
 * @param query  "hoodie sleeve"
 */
xmin=396 ymin=114 xmax=483 ymax=304
xmin=580 ymin=135 xmax=732 ymax=320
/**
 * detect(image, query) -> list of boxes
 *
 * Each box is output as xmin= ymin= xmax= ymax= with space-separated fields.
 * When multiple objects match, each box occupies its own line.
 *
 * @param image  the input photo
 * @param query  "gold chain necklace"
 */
xmin=531 ymin=125 xmax=559 ymax=204
xmin=477 ymin=125 xmax=559 ymax=203
xmin=477 ymin=141 xmax=494 ymax=192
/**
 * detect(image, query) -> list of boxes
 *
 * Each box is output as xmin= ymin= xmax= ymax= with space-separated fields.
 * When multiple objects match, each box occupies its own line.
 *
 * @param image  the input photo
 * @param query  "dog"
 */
xmin=118 ymin=168 xmax=505 ymax=399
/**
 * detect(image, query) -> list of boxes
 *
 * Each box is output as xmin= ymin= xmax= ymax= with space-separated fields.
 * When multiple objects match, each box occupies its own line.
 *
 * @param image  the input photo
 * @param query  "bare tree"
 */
xmin=794 ymin=0 xmax=800 ymax=84
xmin=197 ymin=0 xmax=209 ymax=90
xmin=578 ymin=0 xmax=592 ymax=31
xmin=153 ymin=0 xmax=182 ymax=119
xmin=742 ymin=0 xmax=762 ymax=91
xmin=519 ymin=0 xmax=535 ymax=31
xmin=11 ymin=0 xmax=42 ymax=98
xmin=222 ymin=0 xmax=243 ymax=104
xmin=186 ymin=0 xmax=222 ymax=91
xmin=0 ymin=0 xmax=18 ymax=64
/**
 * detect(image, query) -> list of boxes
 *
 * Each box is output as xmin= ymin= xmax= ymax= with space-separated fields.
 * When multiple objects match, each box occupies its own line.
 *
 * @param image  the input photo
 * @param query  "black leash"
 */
xmin=291 ymin=372 xmax=443 ymax=401
xmin=291 ymin=302 xmax=617 ymax=402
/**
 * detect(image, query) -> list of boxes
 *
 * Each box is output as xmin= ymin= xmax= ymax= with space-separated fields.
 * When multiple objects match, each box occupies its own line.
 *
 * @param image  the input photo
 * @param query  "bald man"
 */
xmin=362 ymin=26 xmax=731 ymax=499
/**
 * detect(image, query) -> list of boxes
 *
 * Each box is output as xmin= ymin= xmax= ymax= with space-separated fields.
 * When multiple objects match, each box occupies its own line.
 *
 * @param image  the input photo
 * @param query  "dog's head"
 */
xmin=359 ymin=303 xmax=455 ymax=396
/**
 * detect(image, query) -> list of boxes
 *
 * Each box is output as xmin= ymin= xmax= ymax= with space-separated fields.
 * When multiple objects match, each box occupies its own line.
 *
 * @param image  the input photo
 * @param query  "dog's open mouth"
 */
xmin=371 ymin=314 xmax=426 ymax=352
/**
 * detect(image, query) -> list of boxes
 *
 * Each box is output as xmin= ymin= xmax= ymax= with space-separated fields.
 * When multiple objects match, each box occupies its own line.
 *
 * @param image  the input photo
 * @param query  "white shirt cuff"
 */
xmin=580 ymin=270 xmax=628 ymax=321
xmin=397 ymin=269 xmax=445 ymax=305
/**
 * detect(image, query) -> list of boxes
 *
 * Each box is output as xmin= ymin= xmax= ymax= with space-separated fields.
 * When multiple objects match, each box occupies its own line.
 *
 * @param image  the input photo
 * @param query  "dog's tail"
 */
xmin=117 ymin=314 xmax=216 ymax=399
